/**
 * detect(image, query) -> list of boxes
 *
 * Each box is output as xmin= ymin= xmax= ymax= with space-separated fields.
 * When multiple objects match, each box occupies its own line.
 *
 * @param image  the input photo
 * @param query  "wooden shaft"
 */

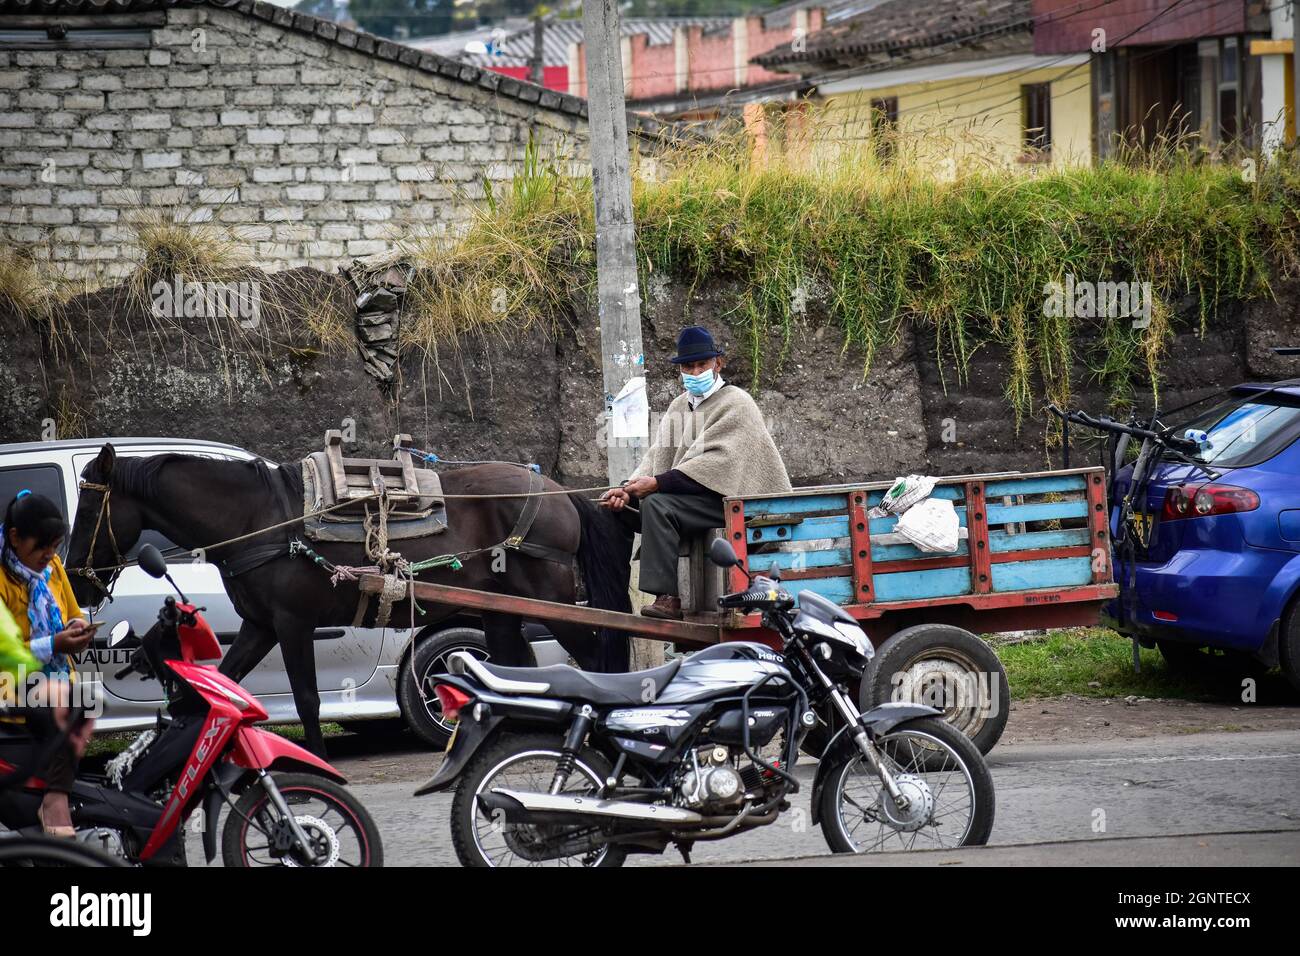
xmin=358 ymin=575 xmax=719 ymax=648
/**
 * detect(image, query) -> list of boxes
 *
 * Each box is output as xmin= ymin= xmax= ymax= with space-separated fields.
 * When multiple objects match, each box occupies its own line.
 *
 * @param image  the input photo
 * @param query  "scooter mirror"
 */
xmin=136 ymin=544 xmax=168 ymax=579
xmin=708 ymin=536 xmax=740 ymax=568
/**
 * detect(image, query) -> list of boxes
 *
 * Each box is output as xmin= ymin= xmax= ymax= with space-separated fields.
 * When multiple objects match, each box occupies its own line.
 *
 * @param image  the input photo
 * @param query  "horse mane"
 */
xmin=107 ymin=452 xmax=304 ymax=521
xmin=107 ymin=453 xmax=191 ymax=499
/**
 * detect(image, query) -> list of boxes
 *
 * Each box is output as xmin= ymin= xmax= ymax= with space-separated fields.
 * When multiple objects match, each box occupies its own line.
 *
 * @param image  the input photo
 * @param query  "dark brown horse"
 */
xmin=64 ymin=444 xmax=634 ymax=756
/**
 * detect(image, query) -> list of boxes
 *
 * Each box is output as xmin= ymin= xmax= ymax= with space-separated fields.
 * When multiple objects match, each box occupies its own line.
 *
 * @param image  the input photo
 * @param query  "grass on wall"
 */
xmin=5 ymin=126 xmax=1299 ymax=426
xmin=400 ymin=127 xmax=1300 ymax=426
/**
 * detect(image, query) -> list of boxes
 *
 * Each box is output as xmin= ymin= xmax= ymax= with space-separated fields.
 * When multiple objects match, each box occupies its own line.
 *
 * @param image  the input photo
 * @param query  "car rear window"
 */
xmin=1181 ymin=394 xmax=1300 ymax=467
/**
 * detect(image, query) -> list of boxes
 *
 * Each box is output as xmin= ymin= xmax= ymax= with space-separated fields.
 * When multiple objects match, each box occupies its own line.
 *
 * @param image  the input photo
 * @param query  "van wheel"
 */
xmin=399 ymin=627 xmax=536 ymax=748
xmin=1278 ymin=602 xmax=1300 ymax=693
xmin=859 ymin=624 xmax=1009 ymax=755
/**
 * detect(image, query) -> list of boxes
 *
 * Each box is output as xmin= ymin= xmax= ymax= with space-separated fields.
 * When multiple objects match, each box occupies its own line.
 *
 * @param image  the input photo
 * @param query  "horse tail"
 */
xmin=571 ymin=493 xmax=635 ymax=671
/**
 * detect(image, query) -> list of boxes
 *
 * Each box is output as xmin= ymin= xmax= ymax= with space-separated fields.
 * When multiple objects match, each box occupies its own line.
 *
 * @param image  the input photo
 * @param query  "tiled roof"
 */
xmin=0 ymin=0 xmax=674 ymax=134
xmin=755 ymin=0 xmax=1031 ymax=68
xmin=410 ymin=16 xmax=734 ymax=70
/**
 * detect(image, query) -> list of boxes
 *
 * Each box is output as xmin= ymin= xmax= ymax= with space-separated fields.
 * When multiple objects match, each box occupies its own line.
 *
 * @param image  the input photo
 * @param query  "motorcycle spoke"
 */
xmin=471 ymin=751 xmax=610 ymax=868
xmin=835 ymin=729 xmax=977 ymax=853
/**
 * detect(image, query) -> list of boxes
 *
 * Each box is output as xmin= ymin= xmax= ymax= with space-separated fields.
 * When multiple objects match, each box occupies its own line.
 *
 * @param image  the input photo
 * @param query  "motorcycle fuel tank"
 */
xmin=653 ymin=642 xmax=793 ymax=705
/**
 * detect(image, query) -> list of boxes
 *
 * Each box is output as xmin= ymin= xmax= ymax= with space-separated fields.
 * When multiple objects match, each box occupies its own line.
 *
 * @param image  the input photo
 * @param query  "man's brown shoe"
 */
xmin=640 ymin=595 xmax=683 ymax=620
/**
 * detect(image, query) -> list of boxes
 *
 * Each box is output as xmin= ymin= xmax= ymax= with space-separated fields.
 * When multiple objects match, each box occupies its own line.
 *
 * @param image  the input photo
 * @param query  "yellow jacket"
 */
xmin=0 ymin=555 xmax=85 ymax=645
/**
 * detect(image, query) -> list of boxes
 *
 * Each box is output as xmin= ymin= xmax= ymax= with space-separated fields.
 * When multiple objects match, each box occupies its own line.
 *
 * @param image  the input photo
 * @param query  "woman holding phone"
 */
xmin=0 ymin=490 xmax=96 ymax=836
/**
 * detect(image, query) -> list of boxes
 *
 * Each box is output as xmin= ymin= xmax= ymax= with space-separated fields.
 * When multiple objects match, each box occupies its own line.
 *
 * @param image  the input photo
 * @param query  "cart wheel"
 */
xmin=859 ymin=624 xmax=1009 ymax=755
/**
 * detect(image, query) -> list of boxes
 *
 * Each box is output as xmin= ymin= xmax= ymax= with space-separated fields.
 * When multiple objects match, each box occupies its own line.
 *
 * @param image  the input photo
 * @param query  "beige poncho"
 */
xmin=631 ymin=384 xmax=792 ymax=498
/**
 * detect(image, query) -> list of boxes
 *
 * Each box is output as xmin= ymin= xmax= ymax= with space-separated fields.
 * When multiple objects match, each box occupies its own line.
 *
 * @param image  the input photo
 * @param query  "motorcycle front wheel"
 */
xmin=222 ymin=772 xmax=383 ymax=867
xmin=819 ymin=717 xmax=994 ymax=854
xmin=451 ymin=732 xmax=627 ymax=868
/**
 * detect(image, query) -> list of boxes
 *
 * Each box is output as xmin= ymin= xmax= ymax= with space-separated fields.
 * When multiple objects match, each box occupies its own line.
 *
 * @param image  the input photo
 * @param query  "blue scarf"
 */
xmin=1 ymin=527 xmax=69 ymax=676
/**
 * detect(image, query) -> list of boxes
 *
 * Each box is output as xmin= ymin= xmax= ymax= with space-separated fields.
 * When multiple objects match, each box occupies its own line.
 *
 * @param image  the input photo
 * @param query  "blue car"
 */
xmin=1103 ymin=380 xmax=1300 ymax=688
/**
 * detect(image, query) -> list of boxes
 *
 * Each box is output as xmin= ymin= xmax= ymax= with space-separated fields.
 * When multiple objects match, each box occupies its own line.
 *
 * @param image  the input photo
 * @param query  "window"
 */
xmin=1219 ymin=37 xmax=1240 ymax=143
xmin=1182 ymin=395 xmax=1300 ymax=468
xmin=1094 ymin=52 xmax=1117 ymax=159
xmin=1021 ymin=83 xmax=1052 ymax=157
xmin=870 ymin=96 xmax=898 ymax=162
xmin=0 ymin=465 xmax=67 ymax=522
xmin=0 ymin=464 xmax=69 ymax=556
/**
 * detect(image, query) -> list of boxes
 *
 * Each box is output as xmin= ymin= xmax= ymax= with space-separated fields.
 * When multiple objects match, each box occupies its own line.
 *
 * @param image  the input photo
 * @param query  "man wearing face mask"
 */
xmin=600 ymin=326 xmax=791 ymax=620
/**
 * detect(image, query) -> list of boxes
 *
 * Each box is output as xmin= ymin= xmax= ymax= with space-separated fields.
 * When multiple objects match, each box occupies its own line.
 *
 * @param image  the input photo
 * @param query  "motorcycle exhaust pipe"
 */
xmin=479 ymin=788 xmax=705 ymax=829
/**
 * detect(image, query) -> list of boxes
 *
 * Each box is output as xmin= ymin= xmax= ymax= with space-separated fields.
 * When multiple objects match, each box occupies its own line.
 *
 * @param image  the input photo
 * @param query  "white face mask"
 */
xmin=681 ymin=369 xmax=715 ymax=396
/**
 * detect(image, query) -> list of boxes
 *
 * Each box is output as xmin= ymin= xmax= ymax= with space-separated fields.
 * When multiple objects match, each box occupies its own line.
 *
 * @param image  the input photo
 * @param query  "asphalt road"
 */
xmin=188 ymin=728 xmax=1300 ymax=866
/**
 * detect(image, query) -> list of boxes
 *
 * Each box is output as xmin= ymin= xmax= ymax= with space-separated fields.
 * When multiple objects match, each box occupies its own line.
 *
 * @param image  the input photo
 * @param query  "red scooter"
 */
xmin=0 ymin=544 xmax=382 ymax=867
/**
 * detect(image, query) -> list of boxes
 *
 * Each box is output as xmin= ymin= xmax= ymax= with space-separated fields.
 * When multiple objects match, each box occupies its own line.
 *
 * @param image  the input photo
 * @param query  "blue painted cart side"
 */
xmin=720 ymin=467 xmax=1115 ymax=639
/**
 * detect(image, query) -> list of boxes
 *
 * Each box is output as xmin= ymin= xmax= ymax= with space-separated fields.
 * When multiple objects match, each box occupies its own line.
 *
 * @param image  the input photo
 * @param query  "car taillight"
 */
xmin=434 ymin=685 xmax=473 ymax=720
xmin=1161 ymin=483 xmax=1260 ymax=522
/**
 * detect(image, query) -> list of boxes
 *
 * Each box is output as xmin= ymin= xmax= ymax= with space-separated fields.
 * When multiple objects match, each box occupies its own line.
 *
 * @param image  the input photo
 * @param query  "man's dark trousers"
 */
xmin=636 ymin=493 xmax=725 ymax=596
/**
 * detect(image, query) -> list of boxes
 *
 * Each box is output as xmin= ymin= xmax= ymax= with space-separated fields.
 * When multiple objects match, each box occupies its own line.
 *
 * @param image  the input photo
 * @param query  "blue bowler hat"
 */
xmin=669 ymin=326 xmax=724 ymax=365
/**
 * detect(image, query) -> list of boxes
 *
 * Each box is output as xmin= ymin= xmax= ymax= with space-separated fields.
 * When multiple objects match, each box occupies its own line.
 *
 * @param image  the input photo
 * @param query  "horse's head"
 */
xmin=65 ymin=443 xmax=147 ymax=606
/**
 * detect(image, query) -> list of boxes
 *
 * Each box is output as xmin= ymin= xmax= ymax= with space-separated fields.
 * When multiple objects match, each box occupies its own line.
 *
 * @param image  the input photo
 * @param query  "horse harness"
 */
xmin=69 ymin=466 xmax=572 ymax=629
xmin=347 ymin=467 xmax=571 ymax=628
xmin=70 ymin=480 xmax=126 ymax=602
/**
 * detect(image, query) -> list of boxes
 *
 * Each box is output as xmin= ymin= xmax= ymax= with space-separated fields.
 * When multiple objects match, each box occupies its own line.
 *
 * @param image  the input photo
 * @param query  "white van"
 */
xmin=0 ymin=437 xmax=564 ymax=746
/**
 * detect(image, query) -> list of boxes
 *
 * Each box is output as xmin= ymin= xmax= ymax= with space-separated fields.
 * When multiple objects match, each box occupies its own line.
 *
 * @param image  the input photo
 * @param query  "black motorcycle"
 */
xmin=418 ymin=537 xmax=995 ymax=866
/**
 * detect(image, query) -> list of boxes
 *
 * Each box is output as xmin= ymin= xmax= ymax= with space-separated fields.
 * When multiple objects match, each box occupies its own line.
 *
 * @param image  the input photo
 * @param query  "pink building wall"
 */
xmin=572 ymin=7 xmax=824 ymax=102
xmin=628 ymin=33 xmax=679 ymax=100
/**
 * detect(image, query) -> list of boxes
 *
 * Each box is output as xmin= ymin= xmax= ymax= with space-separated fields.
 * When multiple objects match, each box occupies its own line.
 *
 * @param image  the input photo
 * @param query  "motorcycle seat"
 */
xmin=460 ymin=654 xmax=683 ymax=706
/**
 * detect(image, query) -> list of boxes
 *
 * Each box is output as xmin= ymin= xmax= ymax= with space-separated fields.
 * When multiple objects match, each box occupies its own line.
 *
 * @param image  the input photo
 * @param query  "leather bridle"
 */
xmin=69 ymin=480 xmax=126 ymax=602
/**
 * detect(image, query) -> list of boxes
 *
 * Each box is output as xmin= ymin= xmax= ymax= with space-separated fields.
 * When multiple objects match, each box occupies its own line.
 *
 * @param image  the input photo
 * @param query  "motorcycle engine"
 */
xmin=678 ymin=746 xmax=745 ymax=811
xmin=77 ymin=827 xmax=128 ymax=860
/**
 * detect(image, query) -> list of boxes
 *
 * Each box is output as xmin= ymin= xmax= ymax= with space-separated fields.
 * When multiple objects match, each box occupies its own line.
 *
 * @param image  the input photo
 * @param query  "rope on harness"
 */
xmin=398 ymin=445 xmax=542 ymax=474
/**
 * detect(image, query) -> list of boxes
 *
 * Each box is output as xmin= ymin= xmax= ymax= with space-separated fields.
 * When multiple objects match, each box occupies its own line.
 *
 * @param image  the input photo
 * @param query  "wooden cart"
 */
xmin=363 ymin=467 xmax=1116 ymax=754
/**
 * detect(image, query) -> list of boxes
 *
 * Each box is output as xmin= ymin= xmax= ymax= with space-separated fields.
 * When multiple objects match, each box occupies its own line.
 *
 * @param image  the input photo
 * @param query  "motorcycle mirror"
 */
xmin=136 ymin=544 xmax=168 ymax=579
xmin=109 ymin=620 xmax=133 ymax=647
xmin=708 ymin=537 xmax=741 ymax=568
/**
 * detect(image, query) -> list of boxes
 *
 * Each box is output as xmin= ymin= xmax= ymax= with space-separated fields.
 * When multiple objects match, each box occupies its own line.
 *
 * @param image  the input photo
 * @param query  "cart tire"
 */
xmin=859 ymin=624 xmax=1009 ymax=755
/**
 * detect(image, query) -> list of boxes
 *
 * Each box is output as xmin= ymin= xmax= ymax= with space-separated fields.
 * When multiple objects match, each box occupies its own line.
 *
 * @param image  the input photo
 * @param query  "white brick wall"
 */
xmin=0 ymin=5 xmax=587 ymax=280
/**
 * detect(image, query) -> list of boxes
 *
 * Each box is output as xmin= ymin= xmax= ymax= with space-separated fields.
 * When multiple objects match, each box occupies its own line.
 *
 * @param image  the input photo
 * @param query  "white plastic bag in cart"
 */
xmin=896 ymin=497 xmax=961 ymax=554
xmin=870 ymin=474 xmax=937 ymax=517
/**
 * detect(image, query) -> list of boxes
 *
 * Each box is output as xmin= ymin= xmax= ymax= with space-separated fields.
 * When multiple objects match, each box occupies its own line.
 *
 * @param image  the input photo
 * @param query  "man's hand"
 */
xmin=624 ymin=476 xmax=658 ymax=499
xmin=54 ymin=620 xmax=94 ymax=655
xmin=599 ymin=487 xmax=632 ymax=512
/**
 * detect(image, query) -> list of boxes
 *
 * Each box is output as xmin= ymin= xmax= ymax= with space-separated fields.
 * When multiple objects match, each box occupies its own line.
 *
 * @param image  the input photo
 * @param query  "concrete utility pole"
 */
xmin=582 ymin=0 xmax=645 ymax=485
xmin=530 ymin=15 xmax=545 ymax=87
xmin=582 ymin=0 xmax=662 ymax=669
